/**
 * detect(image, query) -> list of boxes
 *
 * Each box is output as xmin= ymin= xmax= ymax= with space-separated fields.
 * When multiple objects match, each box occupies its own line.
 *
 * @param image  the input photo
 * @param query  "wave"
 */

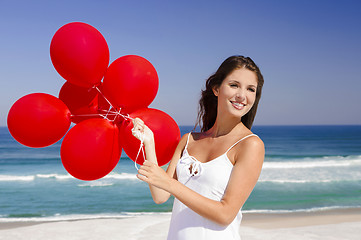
xmin=0 ymin=175 xmax=35 ymax=181
xmin=263 ymin=155 xmax=361 ymax=169
xmin=242 ymin=205 xmax=361 ymax=214
xmin=257 ymin=178 xmax=361 ymax=184
xmin=1 ymin=206 xmax=360 ymax=222
xmin=0 ymin=158 xmax=61 ymax=165
xmin=0 ymin=212 xmax=171 ymax=222
xmin=0 ymin=172 xmax=138 ymax=182
xmin=0 ymin=174 xmax=72 ymax=181
xmin=258 ymin=179 xmax=333 ymax=184
xmin=103 ymin=172 xmax=138 ymax=180
xmin=36 ymin=174 xmax=72 ymax=180
xmin=77 ymin=182 xmax=115 ymax=187
xmin=3 ymin=174 xmax=358 ymax=185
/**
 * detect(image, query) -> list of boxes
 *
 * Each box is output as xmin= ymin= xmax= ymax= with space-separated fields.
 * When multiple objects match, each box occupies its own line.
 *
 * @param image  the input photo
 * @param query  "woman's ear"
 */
xmin=212 ymin=86 xmax=219 ymax=97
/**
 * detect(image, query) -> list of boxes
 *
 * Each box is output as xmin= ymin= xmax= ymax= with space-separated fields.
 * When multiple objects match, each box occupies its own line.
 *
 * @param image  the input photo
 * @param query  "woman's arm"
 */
xmin=132 ymin=118 xmax=188 ymax=204
xmin=138 ymin=135 xmax=265 ymax=226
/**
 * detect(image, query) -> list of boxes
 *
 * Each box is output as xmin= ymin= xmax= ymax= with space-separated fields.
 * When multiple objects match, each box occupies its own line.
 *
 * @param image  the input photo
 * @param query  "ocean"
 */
xmin=1 ymin=125 xmax=361 ymax=222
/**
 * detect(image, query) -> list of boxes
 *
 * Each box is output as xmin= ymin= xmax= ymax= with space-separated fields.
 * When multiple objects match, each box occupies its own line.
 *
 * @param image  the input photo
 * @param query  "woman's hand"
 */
xmin=131 ymin=117 xmax=180 ymax=204
xmin=137 ymin=160 xmax=173 ymax=192
xmin=131 ymin=118 xmax=155 ymax=147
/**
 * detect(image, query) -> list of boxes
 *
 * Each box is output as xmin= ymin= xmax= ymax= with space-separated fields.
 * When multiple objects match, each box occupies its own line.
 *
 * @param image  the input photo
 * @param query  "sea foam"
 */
xmin=263 ymin=155 xmax=361 ymax=169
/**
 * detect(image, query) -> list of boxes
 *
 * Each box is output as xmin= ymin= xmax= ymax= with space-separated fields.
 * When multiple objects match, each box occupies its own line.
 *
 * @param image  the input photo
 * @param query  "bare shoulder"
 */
xmin=173 ymin=132 xmax=191 ymax=156
xmin=234 ymin=135 xmax=265 ymax=164
xmin=166 ymin=132 xmax=191 ymax=179
xmin=243 ymin=135 xmax=264 ymax=149
xmin=180 ymin=132 xmax=191 ymax=146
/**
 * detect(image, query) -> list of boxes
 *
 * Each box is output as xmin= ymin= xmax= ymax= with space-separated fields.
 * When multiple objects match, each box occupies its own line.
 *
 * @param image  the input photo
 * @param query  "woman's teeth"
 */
xmin=231 ymin=101 xmax=245 ymax=109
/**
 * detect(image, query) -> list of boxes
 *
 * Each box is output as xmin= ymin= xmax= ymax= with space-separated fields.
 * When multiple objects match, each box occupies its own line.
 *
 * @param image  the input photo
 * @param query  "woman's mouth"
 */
xmin=230 ymin=101 xmax=245 ymax=110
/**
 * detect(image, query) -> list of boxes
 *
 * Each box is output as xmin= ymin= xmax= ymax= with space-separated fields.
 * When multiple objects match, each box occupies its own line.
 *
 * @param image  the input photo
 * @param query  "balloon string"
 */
xmin=104 ymin=107 xmax=111 ymax=120
xmin=71 ymin=112 xmax=133 ymax=119
xmin=134 ymin=132 xmax=146 ymax=170
xmin=94 ymin=86 xmax=115 ymax=110
xmin=72 ymin=112 xmax=145 ymax=170
xmin=93 ymin=86 xmax=121 ymax=122
xmin=93 ymin=86 xmax=134 ymax=122
xmin=75 ymin=86 xmax=144 ymax=171
xmin=70 ymin=113 xmax=119 ymax=117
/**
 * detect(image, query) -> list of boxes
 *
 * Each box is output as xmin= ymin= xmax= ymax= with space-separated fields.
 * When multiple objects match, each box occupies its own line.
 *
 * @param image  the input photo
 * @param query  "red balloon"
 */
xmin=61 ymin=118 xmax=121 ymax=181
xmin=59 ymin=82 xmax=100 ymax=123
xmin=102 ymin=55 xmax=159 ymax=113
xmin=50 ymin=22 xmax=109 ymax=88
xmin=119 ymin=108 xmax=180 ymax=166
xmin=7 ymin=93 xmax=71 ymax=148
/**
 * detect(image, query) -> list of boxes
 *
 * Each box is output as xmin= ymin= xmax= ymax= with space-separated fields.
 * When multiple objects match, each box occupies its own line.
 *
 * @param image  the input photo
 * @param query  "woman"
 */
xmin=132 ymin=55 xmax=265 ymax=239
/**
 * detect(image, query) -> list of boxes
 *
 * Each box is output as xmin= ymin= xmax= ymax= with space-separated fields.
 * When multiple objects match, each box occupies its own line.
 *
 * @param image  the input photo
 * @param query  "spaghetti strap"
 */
xmin=184 ymin=132 xmax=192 ymax=150
xmin=225 ymin=134 xmax=258 ymax=154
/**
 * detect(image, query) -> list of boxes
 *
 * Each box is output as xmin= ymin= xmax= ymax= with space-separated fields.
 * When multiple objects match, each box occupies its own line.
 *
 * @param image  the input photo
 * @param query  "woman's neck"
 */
xmin=206 ymin=115 xmax=245 ymax=138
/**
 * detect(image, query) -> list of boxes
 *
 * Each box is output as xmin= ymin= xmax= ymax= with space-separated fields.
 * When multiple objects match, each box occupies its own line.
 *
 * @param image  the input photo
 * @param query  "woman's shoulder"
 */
xmin=177 ymin=132 xmax=193 ymax=150
xmin=243 ymin=133 xmax=264 ymax=148
xmin=183 ymin=131 xmax=204 ymax=142
xmin=168 ymin=133 xmax=192 ymax=165
xmin=233 ymin=133 xmax=264 ymax=163
xmin=180 ymin=132 xmax=191 ymax=142
xmin=236 ymin=129 xmax=263 ymax=147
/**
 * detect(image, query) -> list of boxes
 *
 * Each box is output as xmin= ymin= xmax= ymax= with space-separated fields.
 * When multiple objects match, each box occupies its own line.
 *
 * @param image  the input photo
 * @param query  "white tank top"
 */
xmin=167 ymin=132 xmax=257 ymax=240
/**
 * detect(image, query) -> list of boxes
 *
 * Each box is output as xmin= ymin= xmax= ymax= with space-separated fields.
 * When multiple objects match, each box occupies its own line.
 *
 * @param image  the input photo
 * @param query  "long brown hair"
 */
xmin=196 ymin=56 xmax=264 ymax=132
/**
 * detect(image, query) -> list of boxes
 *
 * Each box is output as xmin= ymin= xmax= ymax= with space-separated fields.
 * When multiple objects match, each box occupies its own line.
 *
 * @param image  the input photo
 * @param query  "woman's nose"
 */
xmin=235 ymin=89 xmax=246 ymax=101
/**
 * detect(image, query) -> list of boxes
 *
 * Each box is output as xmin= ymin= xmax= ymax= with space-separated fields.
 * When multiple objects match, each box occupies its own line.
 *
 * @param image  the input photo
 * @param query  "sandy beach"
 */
xmin=1 ymin=208 xmax=360 ymax=240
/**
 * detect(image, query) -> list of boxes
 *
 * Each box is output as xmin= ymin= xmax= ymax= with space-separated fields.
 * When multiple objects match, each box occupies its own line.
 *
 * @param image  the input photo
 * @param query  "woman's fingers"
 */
xmin=138 ymin=161 xmax=154 ymax=175
xmin=137 ymin=161 xmax=158 ymax=183
xmin=132 ymin=118 xmax=142 ymax=131
xmin=133 ymin=118 xmax=144 ymax=128
xmin=142 ymin=160 xmax=154 ymax=167
xmin=131 ymin=118 xmax=155 ymax=147
xmin=138 ymin=168 xmax=149 ymax=176
xmin=137 ymin=162 xmax=171 ymax=191
xmin=136 ymin=173 xmax=149 ymax=182
xmin=137 ymin=167 xmax=154 ymax=185
xmin=132 ymin=118 xmax=145 ymax=140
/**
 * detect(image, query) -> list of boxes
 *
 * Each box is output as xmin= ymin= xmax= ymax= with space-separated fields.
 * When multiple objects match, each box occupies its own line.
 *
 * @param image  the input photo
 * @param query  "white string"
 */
xmin=94 ymin=86 xmax=132 ymax=122
xmin=103 ymin=106 xmax=111 ymax=120
xmin=94 ymin=86 xmax=115 ymax=110
xmin=132 ymin=129 xmax=146 ymax=170
xmin=70 ymin=113 xmax=119 ymax=117
xmin=70 ymin=85 xmax=146 ymax=171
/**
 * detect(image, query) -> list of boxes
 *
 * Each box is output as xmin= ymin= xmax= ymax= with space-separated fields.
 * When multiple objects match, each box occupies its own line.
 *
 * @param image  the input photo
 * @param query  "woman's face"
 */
xmin=213 ymin=67 xmax=258 ymax=119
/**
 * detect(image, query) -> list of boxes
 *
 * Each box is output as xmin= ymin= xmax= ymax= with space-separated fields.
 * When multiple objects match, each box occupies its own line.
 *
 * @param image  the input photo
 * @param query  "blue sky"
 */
xmin=1 ymin=0 xmax=360 ymax=126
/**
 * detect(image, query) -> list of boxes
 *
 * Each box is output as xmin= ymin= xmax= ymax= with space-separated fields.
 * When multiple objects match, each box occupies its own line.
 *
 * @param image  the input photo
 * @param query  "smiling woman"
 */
xmin=197 ymin=56 xmax=264 ymax=132
xmin=131 ymin=56 xmax=265 ymax=239
xmin=212 ymin=68 xmax=258 ymax=122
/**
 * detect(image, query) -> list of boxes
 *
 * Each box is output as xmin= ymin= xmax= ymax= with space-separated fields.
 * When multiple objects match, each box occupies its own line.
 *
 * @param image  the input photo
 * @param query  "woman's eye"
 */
xmin=248 ymin=88 xmax=256 ymax=92
xmin=230 ymin=84 xmax=238 ymax=88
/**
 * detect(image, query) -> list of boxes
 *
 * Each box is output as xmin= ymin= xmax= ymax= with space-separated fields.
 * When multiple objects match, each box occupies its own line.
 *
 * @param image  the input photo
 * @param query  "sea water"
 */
xmin=0 ymin=125 xmax=360 ymax=222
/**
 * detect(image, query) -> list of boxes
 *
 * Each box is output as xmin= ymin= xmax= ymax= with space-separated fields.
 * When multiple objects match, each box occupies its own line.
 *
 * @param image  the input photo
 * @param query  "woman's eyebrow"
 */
xmin=229 ymin=80 xmax=257 ymax=88
xmin=228 ymin=79 xmax=240 ymax=83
